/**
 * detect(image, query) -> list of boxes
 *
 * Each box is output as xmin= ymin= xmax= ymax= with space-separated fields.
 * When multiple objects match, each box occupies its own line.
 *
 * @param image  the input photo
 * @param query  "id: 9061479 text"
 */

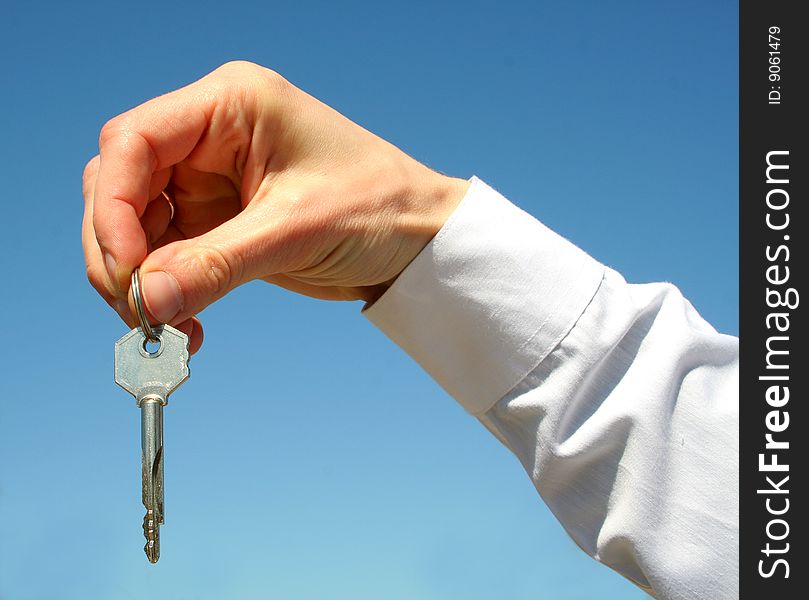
xmin=768 ymin=26 xmax=781 ymax=105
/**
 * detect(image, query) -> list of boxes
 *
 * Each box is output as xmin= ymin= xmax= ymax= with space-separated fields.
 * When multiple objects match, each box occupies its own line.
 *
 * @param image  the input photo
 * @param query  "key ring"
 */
xmin=131 ymin=267 xmax=159 ymax=343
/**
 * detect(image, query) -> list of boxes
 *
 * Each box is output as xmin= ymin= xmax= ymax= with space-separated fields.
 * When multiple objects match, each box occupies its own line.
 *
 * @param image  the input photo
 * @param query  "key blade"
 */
xmin=143 ymin=507 xmax=161 ymax=563
xmin=141 ymin=397 xmax=164 ymax=564
xmin=141 ymin=442 xmax=163 ymax=564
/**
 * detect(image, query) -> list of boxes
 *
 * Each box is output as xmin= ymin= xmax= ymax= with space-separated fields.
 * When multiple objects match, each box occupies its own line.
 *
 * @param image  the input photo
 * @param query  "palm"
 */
xmin=150 ymin=162 xmax=242 ymax=251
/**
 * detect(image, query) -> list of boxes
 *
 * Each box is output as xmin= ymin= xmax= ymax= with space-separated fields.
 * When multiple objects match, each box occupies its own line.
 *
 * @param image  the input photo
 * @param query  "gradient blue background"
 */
xmin=0 ymin=1 xmax=737 ymax=598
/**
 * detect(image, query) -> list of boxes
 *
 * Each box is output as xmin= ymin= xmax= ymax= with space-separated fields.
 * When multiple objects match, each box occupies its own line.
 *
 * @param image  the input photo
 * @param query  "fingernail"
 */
xmin=103 ymin=251 xmax=117 ymax=280
xmin=142 ymin=271 xmax=183 ymax=323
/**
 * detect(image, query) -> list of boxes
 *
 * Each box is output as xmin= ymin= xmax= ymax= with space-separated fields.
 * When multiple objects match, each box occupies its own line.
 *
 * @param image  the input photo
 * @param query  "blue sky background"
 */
xmin=0 ymin=1 xmax=737 ymax=598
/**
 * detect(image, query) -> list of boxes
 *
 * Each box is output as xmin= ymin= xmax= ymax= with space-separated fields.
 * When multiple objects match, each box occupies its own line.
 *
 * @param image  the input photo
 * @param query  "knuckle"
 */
xmin=215 ymin=61 xmax=288 ymax=91
xmin=82 ymin=155 xmax=100 ymax=195
xmin=82 ymin=155 xmax=100 ymax=183
xmin=218 ymin=59 xmax=258 ymax=72
xmin=217 ymin=60 xmax=266 ymax=77
xmin=191 ymin=245 xmax=242 ymax=298
xmin=262 ymin=69 xmax=290 ymax=96
xmin=98 ymin=114 xmax=135 ymax=148
xmin=98 ymin=117 xmax=122 ymax=146
xmin=258 ymin=66 xmax=287 ymax=88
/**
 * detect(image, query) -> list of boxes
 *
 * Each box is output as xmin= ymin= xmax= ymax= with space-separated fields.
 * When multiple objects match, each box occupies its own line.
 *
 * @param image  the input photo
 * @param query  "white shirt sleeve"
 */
xmin=363 ymin=177 xmax=739 ymax=600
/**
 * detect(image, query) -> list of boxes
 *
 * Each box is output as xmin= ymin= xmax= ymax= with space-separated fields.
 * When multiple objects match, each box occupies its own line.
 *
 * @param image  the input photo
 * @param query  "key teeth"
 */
xmin=143 ymin=508 xmax=161 ymax=563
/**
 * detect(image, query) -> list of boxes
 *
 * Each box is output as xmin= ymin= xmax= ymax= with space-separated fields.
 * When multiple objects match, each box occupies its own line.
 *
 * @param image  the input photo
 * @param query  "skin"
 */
xmin=82 ymin=61 xmax=470 ymax=354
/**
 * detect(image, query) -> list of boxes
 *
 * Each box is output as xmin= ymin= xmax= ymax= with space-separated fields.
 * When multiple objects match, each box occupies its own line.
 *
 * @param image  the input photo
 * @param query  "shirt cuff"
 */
xmin=363 ymin=177 xmax=605 ymax=415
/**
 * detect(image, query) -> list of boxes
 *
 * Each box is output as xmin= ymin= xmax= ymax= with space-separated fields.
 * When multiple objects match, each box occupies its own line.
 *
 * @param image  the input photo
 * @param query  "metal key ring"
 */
xmin=131 ymin=268 xmax=159 ymax=343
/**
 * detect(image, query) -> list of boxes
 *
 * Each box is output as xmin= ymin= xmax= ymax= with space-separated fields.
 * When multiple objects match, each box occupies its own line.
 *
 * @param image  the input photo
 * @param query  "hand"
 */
xmin=82 ymin=61 xmax=469 ymax=353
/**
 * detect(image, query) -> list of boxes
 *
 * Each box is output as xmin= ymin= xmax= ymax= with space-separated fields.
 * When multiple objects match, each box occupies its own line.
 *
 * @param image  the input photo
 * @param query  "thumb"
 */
xmin=135 ymin=217 xmax=269 ymax=325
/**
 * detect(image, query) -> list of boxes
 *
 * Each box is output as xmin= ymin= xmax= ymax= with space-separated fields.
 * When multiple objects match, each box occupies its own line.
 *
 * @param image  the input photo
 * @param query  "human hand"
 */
xmin=82 ymin=61 xmax=469 ymax=353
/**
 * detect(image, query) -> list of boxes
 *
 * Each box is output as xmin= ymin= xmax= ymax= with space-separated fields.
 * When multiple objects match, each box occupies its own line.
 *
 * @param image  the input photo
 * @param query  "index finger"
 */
xmin=93 ymin=86 xmax=211 ymax=293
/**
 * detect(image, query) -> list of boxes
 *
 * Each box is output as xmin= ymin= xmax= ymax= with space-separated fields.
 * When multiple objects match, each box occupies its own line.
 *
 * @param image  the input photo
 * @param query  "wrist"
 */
xmin=433 ymin=174 xmax=472 ymax=230
xmin=363 ymin=173 xmax=470 ymax=305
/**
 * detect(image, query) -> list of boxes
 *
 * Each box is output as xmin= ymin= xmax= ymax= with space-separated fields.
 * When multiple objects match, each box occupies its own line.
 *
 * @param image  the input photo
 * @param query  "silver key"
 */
xmin=115 ymin=323 xmax=190 ymax=563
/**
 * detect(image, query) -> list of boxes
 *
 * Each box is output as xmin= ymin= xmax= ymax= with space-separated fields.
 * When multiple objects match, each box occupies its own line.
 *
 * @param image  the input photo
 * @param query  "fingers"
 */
xmin=92 ymin=88 xmax=214 ymax=294
xmin=83 ymin=155 xmax=128 ymax=316
xmin=83 ymin=154 xmax=177 ymax=319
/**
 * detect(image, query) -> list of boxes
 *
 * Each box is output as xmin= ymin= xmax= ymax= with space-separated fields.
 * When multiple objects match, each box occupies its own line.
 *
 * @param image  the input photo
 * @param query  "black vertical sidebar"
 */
xmin=740 ymin=0 xmax=806 ymax=597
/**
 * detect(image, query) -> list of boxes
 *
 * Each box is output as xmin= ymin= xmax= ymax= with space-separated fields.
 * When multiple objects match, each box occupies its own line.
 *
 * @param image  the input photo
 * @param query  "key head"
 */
xmin=115 ymin=324 xmax=190 ymax=402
